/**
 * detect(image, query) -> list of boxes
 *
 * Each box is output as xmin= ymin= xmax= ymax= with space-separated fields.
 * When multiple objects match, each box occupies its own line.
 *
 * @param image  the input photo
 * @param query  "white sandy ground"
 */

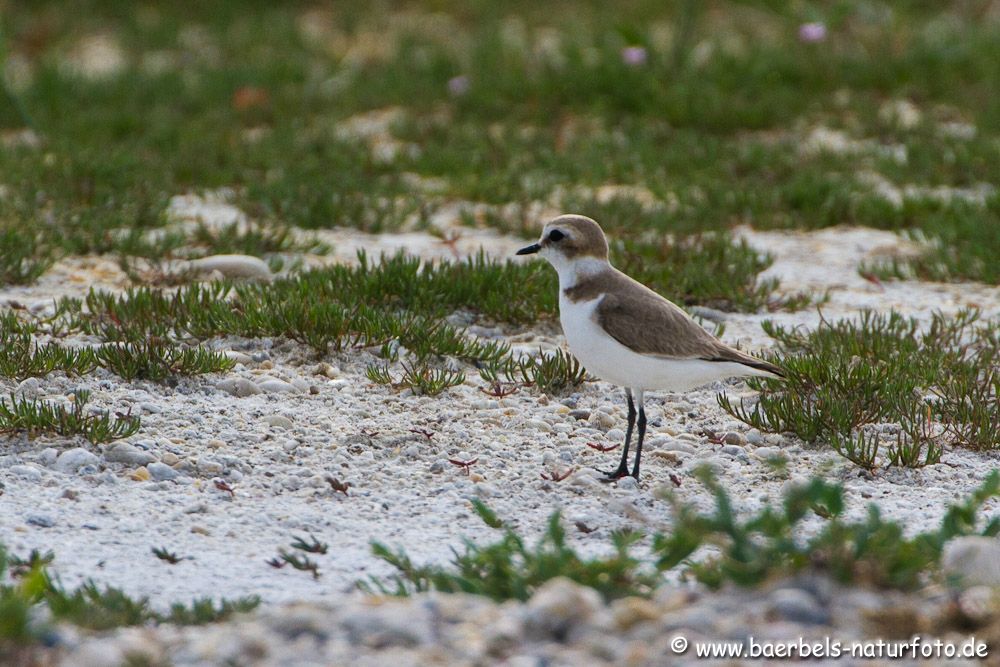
xmin=1 ymin=203 xmax=1000 ymax=620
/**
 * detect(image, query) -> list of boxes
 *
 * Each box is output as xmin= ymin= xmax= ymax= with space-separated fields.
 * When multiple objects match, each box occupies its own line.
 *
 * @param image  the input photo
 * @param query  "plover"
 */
xmin=516 ymin=214 xmax=784 ymax=481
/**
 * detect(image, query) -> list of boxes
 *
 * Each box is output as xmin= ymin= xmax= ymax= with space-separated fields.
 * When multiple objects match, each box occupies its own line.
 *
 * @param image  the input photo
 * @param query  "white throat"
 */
xmin=543 ymin=251 xmax=610 ymax=289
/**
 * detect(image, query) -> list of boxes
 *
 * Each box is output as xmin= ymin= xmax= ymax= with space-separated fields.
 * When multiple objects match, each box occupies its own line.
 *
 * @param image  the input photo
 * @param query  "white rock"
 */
xmin=16 ymin=377 xmax=40 ymax=397
xmin=258 ymin=379 xmax=300 ymax=394
xmin=104 ymin=442 xmax=155 ymax=466
xmin=942 ymin=537 xmax=1000 ymax=587
xmin=147 ymin=461 xmax=179 ymax=481
xmin=186 ymin=254 xmax=272 ymax=281
xmin=216 ymin=378 xmax=262 ymax=397
xmin=264 ymin=415 xmax=294 ymax=430
xmin=525 ymin=577 xmax=603 ymax=639
xmin=10 ymin=464 xmax=43 ymax=481
xmin=53 ymin=448 xmax=99 ymax=474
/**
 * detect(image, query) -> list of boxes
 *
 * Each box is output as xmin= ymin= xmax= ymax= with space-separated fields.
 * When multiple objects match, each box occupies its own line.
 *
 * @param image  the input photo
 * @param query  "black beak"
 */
xmin=516 ymin=243 xmax=541 ymax=256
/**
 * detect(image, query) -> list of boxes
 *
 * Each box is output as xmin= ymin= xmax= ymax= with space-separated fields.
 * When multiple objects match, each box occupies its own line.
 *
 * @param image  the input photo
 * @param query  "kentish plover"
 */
xmin=517 ymin=214 xmax=784 ymax=481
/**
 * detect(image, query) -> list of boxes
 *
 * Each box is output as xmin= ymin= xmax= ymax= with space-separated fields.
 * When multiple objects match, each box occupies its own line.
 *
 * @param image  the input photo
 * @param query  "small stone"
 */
xmin=649 ymin=437 xmax=695 ymax=454
xmin=16 ymin=377 xmax=40 ymax=398
xmin=568 ymin=409 xmax=591 ymax=421
xmin=605 ymin=428 xmax=625 ymax=443
xmin=223 ymin=350 xmax=253 ymax=364
xmin=198 ymin=460 xmax=224 ymax=475
xmin=525 ymin=577 xmax=603 ymax=640
xmin=215 ymin=378 xmax=262 ymax=397
xmin=10 ymin=464 xmax=43 ymax=481
xmin=186 ymin=254 xmax=272 ymax=281
xmin=130 ymin=467 xmax=151 ymax=481
xmin=104 ymin=442 xmax=155 ymax=466
xmin=527 ymin=419 xmax=552 ymax=433
xmin=722 ymin=431 xmax=746 ymax=446
xmin=429 ymin=460 xmax=446 ymax=473
xmin=616 ymin=476 xmax=638 ymax=491
xmin=160 ymin=452 xmax=180 ymax=466
xmin=147 ymin=461 xmax=179 ymax=482
xmin=342 ymin=602 xmax=433 ymax=648
xmin=258 ymin=379 xmax=300 ymax=394
xmin=612 ymin=597 xmax=661 ymax=630
xmin=403 ymin=445 xmax=420 ymax=459
xmin=27 ymin=515 xmax=54 ymax=528
xmin=61 ymin=489 xmax=79 ymax=500
xmin=53 ymin=448 xmax=100 ymax=474
xmin=746 ymin=429 xmax=764 ymax=445
xmin=264 ymin=415 xmax=294 ymax=430
xmin=721 ymin=444 xmax=744 ymax=457
xmin=769 ymin=588 xmax=829 ymax=625
xmin=39 ymin=448 xmax=58 ymax=465
xmin=588 ymin=411 xmax=615 ymax=431
xmin=943 ymin=537 xmax=1000 ymax=587
xmin=958 ymin=586 xmax=1000 ymax=624
xmin=281 ymin=439 xmax=300 ymax=453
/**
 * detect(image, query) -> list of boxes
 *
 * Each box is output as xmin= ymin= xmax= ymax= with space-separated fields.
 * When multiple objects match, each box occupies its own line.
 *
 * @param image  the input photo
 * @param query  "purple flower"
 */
xmin=621 ymin=46 xmax=647 ymax=67
xmin=447 ymin=75 xmax=470 ymax=96
xmin=798 ymin=22 xmax=827 ymax=43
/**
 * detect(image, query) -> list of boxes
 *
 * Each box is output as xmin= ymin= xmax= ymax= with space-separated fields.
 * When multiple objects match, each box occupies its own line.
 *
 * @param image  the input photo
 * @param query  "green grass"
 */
xmin=1 ymin=1 xmax=999 ymax=291
xmin=364 ymin=468 xmax=1000 ymax=600
xmin=0 ymin=389 xmax=139 ymax=444
xmin=0 ymin=543 xmax=259 ymax=659
xmin=719 ymin=308 xmax=1000 ymax=468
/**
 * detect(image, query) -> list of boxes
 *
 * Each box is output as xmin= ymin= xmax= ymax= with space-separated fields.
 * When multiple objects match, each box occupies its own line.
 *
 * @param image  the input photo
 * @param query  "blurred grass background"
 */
xmin=1 ymin=0 xmax=998 ymax=293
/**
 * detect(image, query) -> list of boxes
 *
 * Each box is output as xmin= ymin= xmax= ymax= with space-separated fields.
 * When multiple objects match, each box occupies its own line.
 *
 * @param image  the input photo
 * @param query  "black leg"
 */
xmin=599 ymin=388 xmax=634 ymax=481
xmin=631 ymin=395 xmax=646 ymax=480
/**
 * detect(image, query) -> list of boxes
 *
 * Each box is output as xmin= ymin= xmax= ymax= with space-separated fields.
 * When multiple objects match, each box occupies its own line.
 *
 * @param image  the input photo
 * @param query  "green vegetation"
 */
xmin=719 ymin=309 xmax=1000 ymax=468
xmin=479 ymin=348 xmax=588 ymax=396
xmin=0 ymin=544 xmax=259 ymax=660
xmin=365 ymin=469 xmax=1000 ymax=600
xmin=2 ymin=1 xmax=998 ymax=294
xmin=0 ymin=389 xmax=139 ymax=444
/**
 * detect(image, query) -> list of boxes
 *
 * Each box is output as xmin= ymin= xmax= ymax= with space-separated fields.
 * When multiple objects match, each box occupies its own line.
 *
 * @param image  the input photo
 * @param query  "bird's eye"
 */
xmin=548 ymin=230 xmax=565 ymax=242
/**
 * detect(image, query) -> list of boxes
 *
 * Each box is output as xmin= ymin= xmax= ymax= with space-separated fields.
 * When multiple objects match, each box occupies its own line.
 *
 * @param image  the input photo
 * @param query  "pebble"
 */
xmin=53 ymin=448 xmax=100 ymax=474
xmin=651 ymin=438 xmax=695 ymax=454
xmin=186 ymin=254 xmax=272 ymax=281
xmin=524 ymin=577 xmax=602 ymax=640
xmin=104 ymin=442 xmax=155 ymax=466
xmin=722 ymin=431 xmax=746 ymax=446
xmin=942 ymin=536 xmax=1000 ymax=587
xmin=588 ymin=411 xmax=615 ymax=431
xmin=223 ymin=351 xmax=253 ymax=364
xmin=264 ymin=415 xmax=294 ymax=430
xmin=616 ymin=477 xmax=638 ymax=491
xmin=341 ymin=602 xmax=433 ymax=648
xmin=10 ymin=464 xmax=43 ymax=481
xmin=147 ymin=462 xmax=179 ymax=482
xmin=16 ymin=377 xmax=40 ymax=397
xmin=27 ymin=514 xmax=55 ymax=528
xmin=130 ymin=467 xmax=151 ymax=481
xmin=568 ymin=409 xmax=591 ymax=421
xmin=721 ymin=444 xmax=744 ymax=457
xmin=258 ymin=379 xmax=301 ymax=394
xmin=768 ymin=587 xmax=830 ymax=625
xmin=526 ymin=419 xmax=552 ymax=433
xmin=161 ymin=452 xmax=180 ymax=466
xmin=746 ymin=429 xmax=764 ymax=445
xmin=605 ymin=428 xmax=625 ymax=442
xmin=216 ymin=378 xmax=263 ymax=397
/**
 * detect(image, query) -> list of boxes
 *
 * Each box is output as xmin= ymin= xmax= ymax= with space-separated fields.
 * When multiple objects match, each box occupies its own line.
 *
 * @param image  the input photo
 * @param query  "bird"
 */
xmin=516 ymin=214 xmax=784 ymax=481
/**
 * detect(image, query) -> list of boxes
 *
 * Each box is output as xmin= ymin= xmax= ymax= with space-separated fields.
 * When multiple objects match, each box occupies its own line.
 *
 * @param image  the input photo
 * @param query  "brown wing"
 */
xmin=591 ymin=272 xmax=784 ymax=377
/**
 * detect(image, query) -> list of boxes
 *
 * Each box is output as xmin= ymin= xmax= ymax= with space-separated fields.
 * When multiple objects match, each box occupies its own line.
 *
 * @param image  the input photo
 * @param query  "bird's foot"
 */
xmin=595 ymin=466 xmax=631 ymax=483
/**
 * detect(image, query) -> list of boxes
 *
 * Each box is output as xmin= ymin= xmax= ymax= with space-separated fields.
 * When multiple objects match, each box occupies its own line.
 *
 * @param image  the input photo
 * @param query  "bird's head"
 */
xmin=515 ymin=215 xmax=610 ymax=273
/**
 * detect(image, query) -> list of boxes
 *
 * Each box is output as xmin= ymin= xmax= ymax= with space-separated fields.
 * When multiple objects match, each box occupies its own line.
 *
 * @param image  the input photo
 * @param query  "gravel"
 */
xmin=2 ymin=203 xmax=1000 ymax=661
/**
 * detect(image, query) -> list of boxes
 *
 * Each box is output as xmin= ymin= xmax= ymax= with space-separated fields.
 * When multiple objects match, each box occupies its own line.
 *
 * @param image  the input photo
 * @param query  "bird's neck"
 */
xmin=552 ymin=256 xmax=611 ymax=290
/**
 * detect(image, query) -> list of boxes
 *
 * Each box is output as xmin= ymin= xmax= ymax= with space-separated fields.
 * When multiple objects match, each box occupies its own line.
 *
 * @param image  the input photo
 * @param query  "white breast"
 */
xmin=558 ymin=292 xmax=767 ymax=392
